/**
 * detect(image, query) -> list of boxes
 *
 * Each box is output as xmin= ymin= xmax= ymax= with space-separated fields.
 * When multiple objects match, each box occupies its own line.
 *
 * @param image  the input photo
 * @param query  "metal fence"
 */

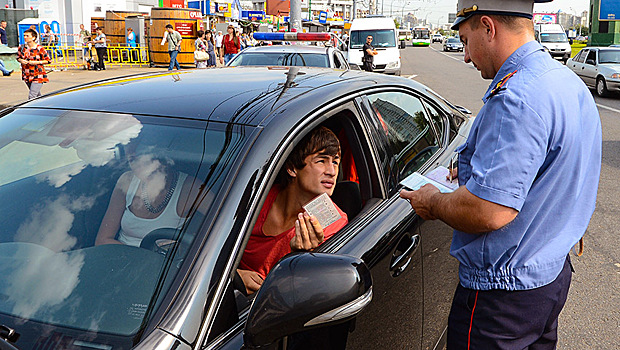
xmin=41 ymin=44 xmax=150 ymax=69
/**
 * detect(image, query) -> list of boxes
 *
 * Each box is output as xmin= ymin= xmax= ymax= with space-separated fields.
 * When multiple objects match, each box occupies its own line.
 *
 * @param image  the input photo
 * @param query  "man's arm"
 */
xmin=400 ymin=184 xmax=518 ymax=234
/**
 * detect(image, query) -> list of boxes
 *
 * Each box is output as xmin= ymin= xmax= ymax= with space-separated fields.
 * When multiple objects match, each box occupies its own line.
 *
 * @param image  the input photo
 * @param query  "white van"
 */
xmin=347 ymin=16 xmax=401 ymax=75
xmin=534 ymin=23 xmax=571 ymax=63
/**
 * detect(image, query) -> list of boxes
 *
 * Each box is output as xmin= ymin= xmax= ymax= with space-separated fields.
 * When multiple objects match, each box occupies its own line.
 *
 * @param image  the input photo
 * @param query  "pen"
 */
xmin=449 ymin=157 xmax=453 ymax=183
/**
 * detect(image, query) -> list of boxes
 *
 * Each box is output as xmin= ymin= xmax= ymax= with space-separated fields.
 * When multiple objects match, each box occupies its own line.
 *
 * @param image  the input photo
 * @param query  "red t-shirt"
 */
xmin=223 ymin=34 xmax=240 ymax=54
xmin=239 ymin=186 xmax=348 ymax=279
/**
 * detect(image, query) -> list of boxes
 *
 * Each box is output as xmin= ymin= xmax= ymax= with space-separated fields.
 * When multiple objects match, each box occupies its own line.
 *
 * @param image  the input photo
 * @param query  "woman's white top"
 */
xmin=118 ymin=172 xmax=188 ymax=247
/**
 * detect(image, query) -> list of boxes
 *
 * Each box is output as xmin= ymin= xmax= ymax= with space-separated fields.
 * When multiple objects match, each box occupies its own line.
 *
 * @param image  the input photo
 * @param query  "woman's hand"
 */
xmin=237 ymin=269 xmax=263 ymax=294
xmin=290 ymin=212 xmax=325 ymax=251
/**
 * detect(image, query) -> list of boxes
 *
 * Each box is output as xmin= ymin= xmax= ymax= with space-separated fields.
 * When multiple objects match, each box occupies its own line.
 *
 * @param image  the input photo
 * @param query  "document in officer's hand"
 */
xmin=303 ymin=192 xmax=342 ymax=228
xmin=400 ymin=166 xmax=459 ymax=193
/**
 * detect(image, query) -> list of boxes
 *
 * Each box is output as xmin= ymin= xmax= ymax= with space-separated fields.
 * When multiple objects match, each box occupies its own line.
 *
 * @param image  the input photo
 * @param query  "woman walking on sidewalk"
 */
xmin=222 ymin=25 xmax=240 ymax=65
xmin=17 ymin=29 xmax=50 ymax=100
xmin=205 ymin=31 xmax=217 ymax=68
xmin=194 ymin=30 xmax=207 ymax=69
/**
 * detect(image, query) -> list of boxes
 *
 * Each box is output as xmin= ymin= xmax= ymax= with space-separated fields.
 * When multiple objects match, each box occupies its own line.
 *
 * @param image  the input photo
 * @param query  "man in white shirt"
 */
xmin=215 ymin=31 xmax=223 ymax=65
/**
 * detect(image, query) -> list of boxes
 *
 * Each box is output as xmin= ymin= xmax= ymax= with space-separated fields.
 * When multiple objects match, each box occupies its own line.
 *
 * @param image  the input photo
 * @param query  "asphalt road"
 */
xmin=400 ymin=42 xmax=620 ymax=349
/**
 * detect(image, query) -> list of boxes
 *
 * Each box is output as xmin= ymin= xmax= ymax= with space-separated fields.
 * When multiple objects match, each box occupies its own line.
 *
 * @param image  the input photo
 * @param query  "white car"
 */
xmin=568 ymin=47 xmax=620 ymax=97
xmin=432 ymin=34 xmax=443 ymax=43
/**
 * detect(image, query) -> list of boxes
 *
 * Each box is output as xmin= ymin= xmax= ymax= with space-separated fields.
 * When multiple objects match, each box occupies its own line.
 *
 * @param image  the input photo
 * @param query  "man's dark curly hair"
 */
xmin=278 ymin=126 xmax=341 ymax=186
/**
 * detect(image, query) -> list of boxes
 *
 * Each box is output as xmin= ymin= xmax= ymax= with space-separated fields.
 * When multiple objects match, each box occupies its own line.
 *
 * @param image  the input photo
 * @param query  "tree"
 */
xmin=394 ymin=18 xmax=400 ymax=29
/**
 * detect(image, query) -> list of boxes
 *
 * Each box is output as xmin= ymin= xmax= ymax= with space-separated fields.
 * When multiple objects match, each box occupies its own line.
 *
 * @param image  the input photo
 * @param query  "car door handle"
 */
xmin=389 ymin=234 xmax=420 ymax=277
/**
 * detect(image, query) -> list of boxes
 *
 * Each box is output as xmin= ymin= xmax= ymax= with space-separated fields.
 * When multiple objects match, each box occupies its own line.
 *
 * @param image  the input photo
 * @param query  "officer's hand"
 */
xmin=400 ymin=184 xmax=440 ymax=220
xmin=290 ymin=212 xmax=324 ymax=251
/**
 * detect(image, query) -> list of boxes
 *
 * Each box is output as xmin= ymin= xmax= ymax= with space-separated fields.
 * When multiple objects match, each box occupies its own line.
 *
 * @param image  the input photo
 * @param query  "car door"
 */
xmin=583 ymin=49 xmax=598 ymax=87
xmin=329 ymin=89 xmax=459 ymax=350
xmin=569 ymin=49 xmax=586 ymax=80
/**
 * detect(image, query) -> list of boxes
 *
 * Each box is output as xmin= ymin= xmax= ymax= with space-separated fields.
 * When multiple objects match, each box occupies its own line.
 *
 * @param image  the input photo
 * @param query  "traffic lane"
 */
xmin=592 ymin=91 xmax=620 ymax=111
xmin=400 ymin=41 xmax=620 ymax=350
xmin=400 ymin=43 xmax=488 ymax=115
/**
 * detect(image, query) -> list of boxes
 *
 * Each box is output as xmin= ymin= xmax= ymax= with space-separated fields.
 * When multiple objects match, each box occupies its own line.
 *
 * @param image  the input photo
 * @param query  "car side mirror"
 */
xmin=243 ymin=252 xmax=372 ymax=349
xmin=586 ymin=59 xmax=595 ymax=65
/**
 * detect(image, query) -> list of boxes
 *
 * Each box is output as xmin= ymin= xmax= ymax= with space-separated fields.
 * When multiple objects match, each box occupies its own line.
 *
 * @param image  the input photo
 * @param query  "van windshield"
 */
xmin=540 ymin=33 xmax=568 ymax=43
xmin=350 ymin=29 xmax=396 ymax=48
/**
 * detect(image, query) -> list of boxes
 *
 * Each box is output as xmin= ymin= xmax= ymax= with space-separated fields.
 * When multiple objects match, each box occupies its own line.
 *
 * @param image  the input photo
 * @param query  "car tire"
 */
xmin=596 ymin=77 xmax=609 ymax=97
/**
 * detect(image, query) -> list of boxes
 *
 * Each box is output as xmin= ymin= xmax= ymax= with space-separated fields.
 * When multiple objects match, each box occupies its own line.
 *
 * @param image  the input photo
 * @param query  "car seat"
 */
xmin=331 ymin=180 xmax=362 ymax=219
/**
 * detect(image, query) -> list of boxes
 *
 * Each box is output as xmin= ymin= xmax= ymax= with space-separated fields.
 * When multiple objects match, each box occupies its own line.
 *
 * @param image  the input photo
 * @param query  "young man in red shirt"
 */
xmin=237 ymin=126 xmax=348 ymax=294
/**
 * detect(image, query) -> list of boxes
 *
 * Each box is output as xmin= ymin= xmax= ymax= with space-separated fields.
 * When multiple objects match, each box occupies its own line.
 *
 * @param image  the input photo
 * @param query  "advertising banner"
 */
xmin=599 ymin=0 xmax=620 ymax=20
xmin=533 ymin=13 xmax=557 ymax=24
xmin=175 ymin=22 xmax=194 ymax=35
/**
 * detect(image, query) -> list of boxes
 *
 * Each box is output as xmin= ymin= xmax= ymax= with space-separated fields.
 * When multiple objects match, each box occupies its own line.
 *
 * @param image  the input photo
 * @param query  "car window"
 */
xmin=0 ymin=108 xmax=250 ymax=342
xmin=335 ymin=51 xmax=348 ymax=69
xmin=586 ymin=50 xmax=597 ymax=64
xmin=599 ymin=49 xmax=620 ymax=64
xmin=423 ymin=101 xmax=447 ymax=145
xmin=367 ymin=92 xmax=440 ymax=186
xmin=229 ymin=52 xmax=330 ymax=67
xmin=575 ymin=49 xmax=587 ymax=63
xmin=333 ymin=51 xmax=343 ymax=69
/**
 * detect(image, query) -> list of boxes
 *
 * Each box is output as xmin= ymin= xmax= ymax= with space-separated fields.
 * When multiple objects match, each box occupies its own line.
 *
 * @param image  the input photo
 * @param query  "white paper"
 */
xmin=400 ymin=169 xmax=457 ymax=194
xmin=424 ymin=166 xmax=459 ymax=191
xmin=303 ymin=192 xmax=342 ymax=228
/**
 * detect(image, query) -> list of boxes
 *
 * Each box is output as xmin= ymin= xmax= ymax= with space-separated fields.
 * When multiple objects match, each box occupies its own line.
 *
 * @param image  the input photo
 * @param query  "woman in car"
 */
xmin=95 ymin=143 xmax=203 ymax=247
xmin=237 ymin=127 xmax=348 ymax=294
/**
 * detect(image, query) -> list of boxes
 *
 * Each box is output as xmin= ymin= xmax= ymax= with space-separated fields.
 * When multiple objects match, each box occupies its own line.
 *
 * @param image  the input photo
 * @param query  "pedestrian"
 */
xmin=29 ymin=25 xmax=39 ymax=44
xmin=91 ymin=26 xmax=107 ymax=70
xmin=222 ymin=25 xmax=240 ymax=65
xmin=78 ymin=24 xmax=90 ymax=60
xmin=0 ymin=59 xmax=13 ymax=76
xmin=164 ymin=24 xmax=182 ymax=71
xmin=194 ymin=30 xmax=208 ymax=69
xmin=17 ymin=29 xmax=51 ymax=99
xmin=399 ymin=1 xmax=601 ymax=349
xmin=204 ymin=31 xmax=217 ymax=68
xmin=126 ymin=27 xmax=138 ymax=62
xmin=362 ymin=35 xmax=378 ymax=72
xmin=0 ymin=20 xmax=8 ymax=46
xmin=215 ymin=30 xmax=223 ymax=65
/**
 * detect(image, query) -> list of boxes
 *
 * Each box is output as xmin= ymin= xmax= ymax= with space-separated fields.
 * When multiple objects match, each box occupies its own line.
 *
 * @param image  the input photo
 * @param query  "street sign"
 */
xmin=319 ymin=11 xmax=328 ymax=24
xmin=599 ymin=0 xmax=620 ymax=21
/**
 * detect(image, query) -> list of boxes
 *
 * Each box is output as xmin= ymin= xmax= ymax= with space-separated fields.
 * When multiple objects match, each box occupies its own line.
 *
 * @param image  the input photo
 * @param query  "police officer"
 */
xmin=400 ymin=0 xmax=601 ymax=349
xmin=362 ymin=35 xmax=378 ymax=72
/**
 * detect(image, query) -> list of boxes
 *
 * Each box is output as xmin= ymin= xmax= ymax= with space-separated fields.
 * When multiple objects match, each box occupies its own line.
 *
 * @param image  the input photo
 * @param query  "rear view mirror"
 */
xmin=243 ymin=252 xmax=372 ymax=349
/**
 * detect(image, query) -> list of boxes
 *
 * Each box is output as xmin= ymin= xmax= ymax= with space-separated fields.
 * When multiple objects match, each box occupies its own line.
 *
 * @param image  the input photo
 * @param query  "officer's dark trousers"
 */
xmin=447 ymin=256 xmax=572 ymax=350
xmin=362 ymin=60 xmax=373 ymax=72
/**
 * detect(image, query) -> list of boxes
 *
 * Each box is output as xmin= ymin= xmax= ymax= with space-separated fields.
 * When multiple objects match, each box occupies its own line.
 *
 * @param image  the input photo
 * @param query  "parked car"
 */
xmin=0 ymin=67 xmax=470 ymax=350
xmin=567 ymin=47 xmax=620 ymax=96
xmin=432 ymin=34 xmax=443 ymax=43
xmin=442 ymin=37 xmax=463 ymax=52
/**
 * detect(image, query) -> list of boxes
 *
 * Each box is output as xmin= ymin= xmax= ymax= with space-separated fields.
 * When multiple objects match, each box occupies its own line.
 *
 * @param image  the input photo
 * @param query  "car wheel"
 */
xmin=596 ymin=77 xmax=609 ymax=97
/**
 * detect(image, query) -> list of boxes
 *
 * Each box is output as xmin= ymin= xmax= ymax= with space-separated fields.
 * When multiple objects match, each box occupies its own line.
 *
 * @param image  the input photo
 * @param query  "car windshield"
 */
xmin=350 ymin=29 xmax=396 ymax=48
xmin=446 ymin=38 xmax=460 ymax=43
xmin=414 ymin=29 xmax=430 ymax=39
xmin=0 ymin=109 xmax=249 ymax=345
xmin=229 ymin=52 xmax=330 ymax=67
xmin=599 ymin=50 xmax=620 ymax=64
xmin=540 ymin=33 xmax=568 ymax=43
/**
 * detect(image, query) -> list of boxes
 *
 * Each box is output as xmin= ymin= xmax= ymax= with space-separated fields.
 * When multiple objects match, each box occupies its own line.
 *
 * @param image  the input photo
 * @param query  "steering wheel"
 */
xmin=140 ymin=228 xmax=190 ymax=257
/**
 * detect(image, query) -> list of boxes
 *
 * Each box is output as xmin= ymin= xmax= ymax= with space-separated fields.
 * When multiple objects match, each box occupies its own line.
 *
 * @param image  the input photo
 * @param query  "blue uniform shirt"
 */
xmin=451 ymin=41 xmax=601 ymax=291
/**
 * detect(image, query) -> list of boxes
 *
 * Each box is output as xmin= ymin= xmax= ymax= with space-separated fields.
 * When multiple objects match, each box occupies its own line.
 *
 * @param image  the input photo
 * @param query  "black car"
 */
xmin=0 ymin=67 xmax=471 ymax=350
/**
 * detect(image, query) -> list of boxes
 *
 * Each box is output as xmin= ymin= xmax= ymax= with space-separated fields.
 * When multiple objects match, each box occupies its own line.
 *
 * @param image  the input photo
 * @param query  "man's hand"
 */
xmin=237 ymin=269 xmax=263 ymax=294
xmin=399 ymin=184 xmax=441 ymax=220
xmin=290 ymin=212 xmax=324 ymax=251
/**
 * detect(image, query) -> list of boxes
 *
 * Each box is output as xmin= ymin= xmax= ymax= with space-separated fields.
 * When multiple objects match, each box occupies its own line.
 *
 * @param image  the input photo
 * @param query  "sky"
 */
xmin=385 ymin=0 xmax=592 ymax=26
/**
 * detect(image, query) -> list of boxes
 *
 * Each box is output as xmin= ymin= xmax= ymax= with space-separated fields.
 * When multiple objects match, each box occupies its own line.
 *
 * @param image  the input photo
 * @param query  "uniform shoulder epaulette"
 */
xmin=489 ymin=69 xmax=518 ymax=98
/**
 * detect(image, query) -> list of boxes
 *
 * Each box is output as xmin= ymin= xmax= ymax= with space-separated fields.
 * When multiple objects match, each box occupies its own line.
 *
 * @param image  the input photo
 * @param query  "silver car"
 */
xmin=227 ymin=45 xmax=351 ymax=70
xmin=442 ymin=37 xmax=463 ymax=52
xmin=567 ymin=47 xmax=620 ymax=97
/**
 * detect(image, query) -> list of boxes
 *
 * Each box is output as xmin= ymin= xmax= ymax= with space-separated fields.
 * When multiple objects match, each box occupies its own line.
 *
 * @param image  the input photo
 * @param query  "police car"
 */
xmin=227 ymin=32 xmax=351 ymax=70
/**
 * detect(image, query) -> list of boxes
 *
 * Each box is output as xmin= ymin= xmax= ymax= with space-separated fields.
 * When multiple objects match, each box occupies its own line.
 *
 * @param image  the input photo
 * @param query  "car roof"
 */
xmin=582 ymin=47 xmax=620 ymax=51
xmin=239 ymin=45 xmax=331 ymax=55
xmin=18 ymin=67 xmax=432 ymax=127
